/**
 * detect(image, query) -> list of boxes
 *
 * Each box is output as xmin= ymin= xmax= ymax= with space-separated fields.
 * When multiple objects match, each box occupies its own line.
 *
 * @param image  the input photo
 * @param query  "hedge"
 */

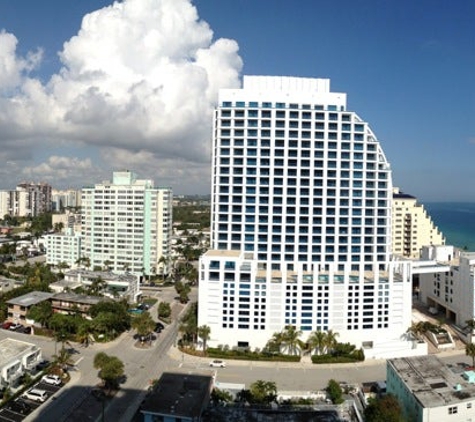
xmin=205 ymin=348 xmax=301 ymax=362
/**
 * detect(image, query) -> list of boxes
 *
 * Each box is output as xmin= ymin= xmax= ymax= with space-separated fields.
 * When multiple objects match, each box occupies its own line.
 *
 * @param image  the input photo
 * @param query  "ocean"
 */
xmin=425 ymin=202 xmax=475 ymax=252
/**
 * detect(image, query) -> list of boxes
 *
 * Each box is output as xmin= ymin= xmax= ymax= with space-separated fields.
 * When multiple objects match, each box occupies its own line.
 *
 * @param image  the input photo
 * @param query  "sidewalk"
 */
xmin=167 ymin=344 xmax=387 ymax=369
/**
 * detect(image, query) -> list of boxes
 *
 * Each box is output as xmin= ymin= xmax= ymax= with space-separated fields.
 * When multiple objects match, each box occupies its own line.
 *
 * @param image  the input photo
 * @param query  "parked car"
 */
xmin=9 ymin=323 xmax=22 ymax=331
xmin=36 ymin=360 xmax=50 ymax=371
xmin=1 ymin=321 xmax=12 ymax=329
xmin=7 ymin=399 xmax=31 ymax=415
xmin=41 ymin=374 xmax=61 ymax=386
xmin=209 ymin=359 xmax=226 ymax=368
xmin=23 ymin=388 xmax=48 ymax=402
xmin=154 ymin=322 xmax=164 ymax=333
xmin=16 ymin=325 xmax=32 ymax=334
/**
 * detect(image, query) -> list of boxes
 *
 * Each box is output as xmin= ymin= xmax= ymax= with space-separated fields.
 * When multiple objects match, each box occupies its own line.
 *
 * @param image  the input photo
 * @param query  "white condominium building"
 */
xmin=81 ymin=171 xmax=172 ymax=277
xmin=392 ymin=188 xmax=445 ymax=259
xmin=199 ymin=76 xmax=417 ymax=358
xmin=45 ymin=228 xmax=82 ymax=269
xmin=52 ymin=189 xmax=82 ymax=211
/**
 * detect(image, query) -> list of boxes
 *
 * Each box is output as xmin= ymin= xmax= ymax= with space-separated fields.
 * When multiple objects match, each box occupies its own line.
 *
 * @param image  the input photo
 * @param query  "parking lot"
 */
xmin=0 ymin=379 xmax=63 ymax=421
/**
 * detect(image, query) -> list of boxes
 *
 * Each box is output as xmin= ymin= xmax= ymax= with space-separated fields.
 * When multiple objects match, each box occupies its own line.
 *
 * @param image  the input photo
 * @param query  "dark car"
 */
xmin=154 ymin=322 xmax=164 ymax=333
xmin=7 ymin=400 xmax=31 ymax=415
xmin=36 ymin=360 xmax=50 ymax=371
xmin=1 ymin=321 xmax=12 ymax=330
xmin=16 ymin=325 xmax=32 ymax=334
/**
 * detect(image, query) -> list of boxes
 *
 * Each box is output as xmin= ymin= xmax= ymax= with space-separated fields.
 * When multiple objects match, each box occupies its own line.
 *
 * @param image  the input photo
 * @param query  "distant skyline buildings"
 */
xmin=0 ymin=182 xmax=52 ymax=218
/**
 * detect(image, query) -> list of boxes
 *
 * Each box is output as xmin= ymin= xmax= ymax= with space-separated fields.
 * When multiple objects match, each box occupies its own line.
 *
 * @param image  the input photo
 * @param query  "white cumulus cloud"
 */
xmin=0 ymin=0 xmax=243 ymax=192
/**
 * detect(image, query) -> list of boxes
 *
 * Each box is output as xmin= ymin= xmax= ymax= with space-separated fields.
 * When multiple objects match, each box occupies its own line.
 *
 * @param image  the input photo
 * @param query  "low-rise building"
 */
xmin=0 ymin=338 xmax=42 ymax=387
xmin=6 ymin=291 xmax=54 ymax=324
xmin=50 ymin=292 xmax=104 ymax=316
xmin=140 ymin=372 xmax=213 ymax=422
xmin=387 ymin=355 xmax=475 ymax=422
xmin=62 ymin=269 xmax=140 ymax=302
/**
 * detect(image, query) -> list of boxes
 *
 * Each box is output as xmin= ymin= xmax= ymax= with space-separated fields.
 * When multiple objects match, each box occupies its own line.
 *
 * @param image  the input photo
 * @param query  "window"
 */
xmin=448 ymin=406 xmax=458 ymax=414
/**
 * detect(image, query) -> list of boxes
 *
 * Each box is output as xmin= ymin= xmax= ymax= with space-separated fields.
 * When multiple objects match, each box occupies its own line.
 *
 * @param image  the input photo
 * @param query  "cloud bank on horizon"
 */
xmin=0 ymin=0 xmax=242 ymax=193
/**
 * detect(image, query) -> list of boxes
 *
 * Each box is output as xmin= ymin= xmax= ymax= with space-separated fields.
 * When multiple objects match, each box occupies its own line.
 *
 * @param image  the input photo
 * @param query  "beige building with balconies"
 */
xmin=392 ymin=188 xmax=445 ymax=259
xmin=6 ymin=291 xmax=54 ymax=325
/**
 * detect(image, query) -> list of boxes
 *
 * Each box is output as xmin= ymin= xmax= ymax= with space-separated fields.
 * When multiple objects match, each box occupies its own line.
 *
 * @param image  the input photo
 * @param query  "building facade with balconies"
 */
xmin=81 ymin=171 xmax=172 ymax=278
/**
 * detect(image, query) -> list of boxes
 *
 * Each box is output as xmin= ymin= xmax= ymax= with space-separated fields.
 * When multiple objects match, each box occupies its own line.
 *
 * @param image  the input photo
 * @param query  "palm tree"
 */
xmin=77 ymin=321 xmax=93 ymax=347
xmin=265 ymin=331 xmax=285 ymax=354
xmin=53 ymin=347 xmax=73 ymax=374
xmin=308 ymin=330 xmax=327 ymax=355
xmin=466 ymin=319 xmax=475 ymax=333
xmin=324 ymin=329 xmax=339 ymax=354
xmin=282 ymin=325 xmax=302 ymax=356
xmin=407 ymin=321 xmax=430 ymax=340
xmin=131 ymin=311 xmax=156 ymax=344
xmin=197 ymin=325 xmax=211 ymax=353
xmin=466 ymin=343 xmax=475 ymax=368
xmin=88 ymin=276 xmax=107 ymax=296
xmin=103 ymin=260 xmax=113 ymax=272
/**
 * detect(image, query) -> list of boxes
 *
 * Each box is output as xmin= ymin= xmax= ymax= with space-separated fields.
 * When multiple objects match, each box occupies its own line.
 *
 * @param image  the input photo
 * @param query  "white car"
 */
xmin=209 ymin=359 xmax=226 ymax=368
xmin=41 ymin=374 xmax=61 ymax=386
xmin=23 ymin=388 xmax=48 ymax=402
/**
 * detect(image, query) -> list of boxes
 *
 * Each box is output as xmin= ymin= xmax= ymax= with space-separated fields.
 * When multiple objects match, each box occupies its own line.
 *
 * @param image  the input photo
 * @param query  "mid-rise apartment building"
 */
xmin=45 ymin=228 xmax=82 ymax=268
xmin=0 ymin=182 xmax=52 ymax=217
xmin=418 ymin=245 xmax=475 ymax=329
xmin=81 ymin=171 xmax=172 ymax=277
xmin=392 ymin=188 xmax=445 ymax=258
xmin=199 ymin=76 xmax=418 ymax=358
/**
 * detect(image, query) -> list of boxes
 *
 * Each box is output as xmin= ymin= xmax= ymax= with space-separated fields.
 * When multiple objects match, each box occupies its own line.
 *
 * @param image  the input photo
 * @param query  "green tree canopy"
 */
xmin=364 ymin=394 xmax=404 ymax=422
xmin=26 ymin=301 xmax=53 ymax=327
xmin=131 ymin=311 xmax=155 ymax=337
xmin=326 ymin=379 xmax=344 ymax=404
xmin=197 ymin=325 xmax=211 ymax=352
xmin=157 ymin=301 xmax=171 ymax=319
xmin=248 ymin=380 xmax=278 ymax=404
xmin=89 ymin=300 xmax=131 ymax=332
xmin=93 ymin=352 xmax=125 ymax=391
xmin=210 ymin=388 xmax=233 ymax=405
xmin=466 ymin=343 xmax=475 ymax=367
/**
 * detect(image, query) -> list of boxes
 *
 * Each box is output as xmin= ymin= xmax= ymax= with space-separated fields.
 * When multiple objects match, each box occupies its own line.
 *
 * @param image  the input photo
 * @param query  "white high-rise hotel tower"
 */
xmin=199 ymin=76 xmax=417 ymax=358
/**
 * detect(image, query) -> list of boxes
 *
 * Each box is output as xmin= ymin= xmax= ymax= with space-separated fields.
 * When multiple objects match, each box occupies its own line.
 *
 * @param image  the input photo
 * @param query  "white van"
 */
xmin=23 ymin=388 xmax=48 ymax=402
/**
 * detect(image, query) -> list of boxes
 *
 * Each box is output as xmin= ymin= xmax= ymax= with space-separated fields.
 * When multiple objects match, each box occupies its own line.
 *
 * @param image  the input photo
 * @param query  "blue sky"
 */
xmin=0 ymin=0 xmax=473 ymax=201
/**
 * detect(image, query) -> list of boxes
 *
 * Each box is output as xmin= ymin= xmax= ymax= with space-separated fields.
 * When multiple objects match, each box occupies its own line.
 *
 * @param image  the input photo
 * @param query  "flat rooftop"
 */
xmin=0 ymin=338 xmax=39 ymax=367
xmin=6 ymin=291 xmax=54 ymax=307
xmin=52 ymin=292 xmax=104 ymax=305
xmin=140 ymin=372 xmax=212 ymax=419
xmin=388 ymin=355 xmax=475 ymax=407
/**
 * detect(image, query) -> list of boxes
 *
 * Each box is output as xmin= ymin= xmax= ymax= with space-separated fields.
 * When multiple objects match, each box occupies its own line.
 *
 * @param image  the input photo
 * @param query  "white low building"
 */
xmin=418 ymin=245 xmax=475 ymax=329
xmin=0 ymin=338 xmax=42 ymax=387
xmin=387 ymin=355 xmax=475 ymax=422
xmin=60 ymin=269 xmax=141 ymax=302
